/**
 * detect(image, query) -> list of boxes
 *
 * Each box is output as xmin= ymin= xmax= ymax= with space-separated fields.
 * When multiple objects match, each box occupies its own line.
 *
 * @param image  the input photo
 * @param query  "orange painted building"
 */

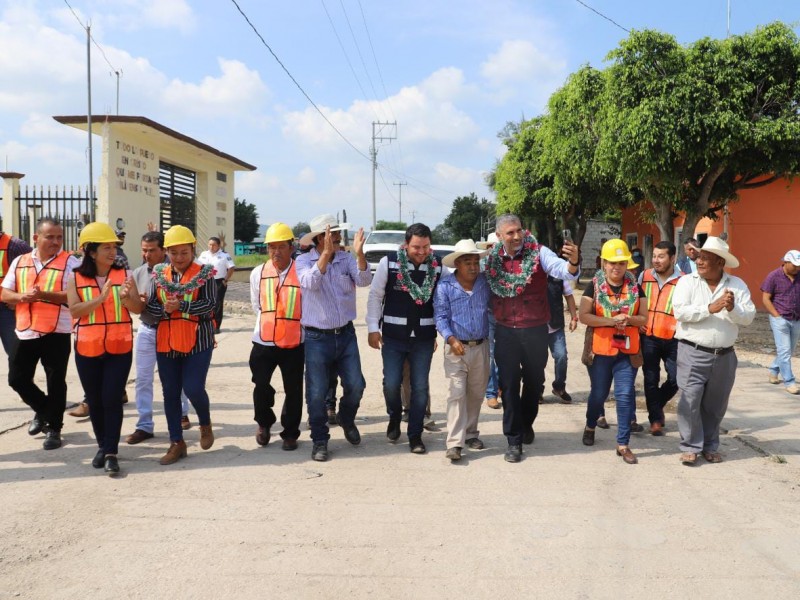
xmin=621 ymin=178 xmax=800 ymax=310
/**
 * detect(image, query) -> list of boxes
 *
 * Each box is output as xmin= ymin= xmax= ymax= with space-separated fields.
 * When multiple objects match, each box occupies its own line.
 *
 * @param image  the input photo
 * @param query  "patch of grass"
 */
xmin=233 ymin=254 xmax=268 ymax=268
xmin=770 ymin=455 xmax=788 ymax=464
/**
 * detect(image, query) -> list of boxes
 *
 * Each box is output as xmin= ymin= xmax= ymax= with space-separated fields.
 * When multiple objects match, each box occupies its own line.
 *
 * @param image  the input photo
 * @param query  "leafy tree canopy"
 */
xmin=291 ymin=221 xmax=311 ymax=238
xmin=374 ymin=220 xmax=407 ymax=230
xmin=234 ymin=198 xmax=259 ymax=243
xmin=443 ymin=193 xmax=495 ymax=241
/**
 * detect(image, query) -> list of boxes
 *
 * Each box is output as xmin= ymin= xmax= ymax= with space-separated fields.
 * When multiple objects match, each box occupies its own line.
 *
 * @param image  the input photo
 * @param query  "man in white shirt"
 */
xmin=198 ymin=236 xmax=235 ymax=333
xmin=672 ymin=237 xmax=755 ymax=466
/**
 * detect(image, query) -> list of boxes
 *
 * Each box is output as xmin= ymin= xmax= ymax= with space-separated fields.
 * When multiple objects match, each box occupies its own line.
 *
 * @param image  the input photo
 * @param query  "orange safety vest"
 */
xmin=74 ymin=269 xmax=133 ymax=357
xmin=0 ymin=233 xmax=10 ymax=286
xmin=14 ymin=251 xmax=70 ymax=334
xmin=640 ymin=269 xmax=680 ymax=339
xmin=259 ymin=260 xmax=302 ymax=348
xmin=156 ymin=262 xmax=201 ymax=354
xmin=592 ymin=278 xmax=641 ymax=356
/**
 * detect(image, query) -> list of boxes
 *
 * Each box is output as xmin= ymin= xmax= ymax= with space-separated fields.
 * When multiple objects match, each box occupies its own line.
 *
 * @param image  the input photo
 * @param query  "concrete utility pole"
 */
xmin=370 ymin=121 xmax=397 ymax=228
xmin=86 ymin=25 xmax=95 ymax=220
xmin=393 ymin=181 xmax=406 ymax=223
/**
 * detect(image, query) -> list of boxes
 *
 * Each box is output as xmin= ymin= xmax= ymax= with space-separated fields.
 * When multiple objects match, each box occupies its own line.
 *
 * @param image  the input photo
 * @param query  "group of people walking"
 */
xmin=1 ymin=212 xmax=797 ymax=474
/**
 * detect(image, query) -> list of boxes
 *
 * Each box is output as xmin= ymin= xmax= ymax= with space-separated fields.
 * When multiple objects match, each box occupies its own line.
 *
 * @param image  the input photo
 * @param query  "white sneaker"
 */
xmin=768 ymin=373 xmax=782 ymax=385
xmin=786 ymin=384 xmax=800 ymax=395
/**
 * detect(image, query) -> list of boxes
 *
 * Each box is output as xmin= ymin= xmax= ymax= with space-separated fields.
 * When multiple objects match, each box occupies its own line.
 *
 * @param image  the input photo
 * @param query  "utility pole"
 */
xmin=370 ymin=121 xmax=397 ymax=228
xmin=393 ymin=181 xmax=406 ymax=223
xmin=86 ymin=25 xmax=95 ymax=220
xmin=410 ymin=209 xmax=417 ymax=224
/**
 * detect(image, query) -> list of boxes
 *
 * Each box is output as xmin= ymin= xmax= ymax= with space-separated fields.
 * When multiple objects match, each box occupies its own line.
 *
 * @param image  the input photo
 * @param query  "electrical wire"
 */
xmin=574 ymin=0 xmax=630 ymax=33
xmin=62 ymin=0 xmax=119 ymax=73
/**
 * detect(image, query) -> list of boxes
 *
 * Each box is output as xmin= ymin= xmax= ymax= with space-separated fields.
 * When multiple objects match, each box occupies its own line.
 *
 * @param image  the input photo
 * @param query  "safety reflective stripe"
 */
xmin=42 ymin=267 xmax=59 ymax=292
xmin=18 ymin=267 xmax=30 ymax=293
xmin=80 ymin=287 xmax=96 ymax=324
xmin=419 ymin=318 xmax=435 ymax=326
xmin=0 ymin=250 xmax=6 ymax=279
xmin=112 ymin=285 xmax=123 ymax=323
xmin=383 ymin=315 xmax=408 ymax=325
xmin=264 ymin=278 xmax=277 ymax=312
xmin=283 ymin=285 xmax=299 ymax=319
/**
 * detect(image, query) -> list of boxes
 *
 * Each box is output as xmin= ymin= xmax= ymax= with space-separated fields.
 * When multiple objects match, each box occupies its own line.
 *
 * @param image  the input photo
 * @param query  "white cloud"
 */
xmin=162 ymin=58 xmax=269 ymax=117
xmin=480 ymin=39 xmax=567 ymax=106
xmin=296 ymin=167 xmax=316 ymax=184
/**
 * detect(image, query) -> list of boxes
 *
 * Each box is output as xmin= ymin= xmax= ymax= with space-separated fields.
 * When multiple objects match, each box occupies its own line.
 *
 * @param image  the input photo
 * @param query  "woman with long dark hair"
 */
xmin=67 ymin=222 xmax=143 ymax=475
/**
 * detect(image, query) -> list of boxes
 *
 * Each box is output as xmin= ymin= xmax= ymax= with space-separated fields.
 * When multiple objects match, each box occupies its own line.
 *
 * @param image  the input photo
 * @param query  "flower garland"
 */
xmin=593 ymin=269 xmax=639 ymax=314
xmin=152 ymin=263 xmax=215 ymax=296
xmin=484 ymin=231 xmax=540 ymax=297
xmin=396 ymin=247 xmax=438 ymax=305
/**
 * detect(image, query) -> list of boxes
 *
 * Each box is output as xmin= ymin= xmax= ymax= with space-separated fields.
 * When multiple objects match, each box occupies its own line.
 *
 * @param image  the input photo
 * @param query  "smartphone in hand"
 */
xmin=562 ymin=229 xmax=572 ymax=243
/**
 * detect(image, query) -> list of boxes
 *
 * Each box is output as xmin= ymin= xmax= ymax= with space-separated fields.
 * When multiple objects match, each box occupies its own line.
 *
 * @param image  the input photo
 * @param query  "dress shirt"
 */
xmin=296 ymin=247 xmax=372 ymax=329
xmin=434 ymin=272 xmax=490 ymax=342
xmin=2 ymin=251 xmax=81 ymax=338
xmin=198 ymin=250 xmax=235 ymax=280
xmin=673 ymin=271 xmax=755 ymax=348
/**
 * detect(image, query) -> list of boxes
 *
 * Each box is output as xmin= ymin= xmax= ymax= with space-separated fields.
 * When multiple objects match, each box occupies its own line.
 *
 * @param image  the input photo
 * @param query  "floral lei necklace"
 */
xmin=396 ymin=247 xmax=438 ymax=305
xmin=152 ymin=263 xmax=215 ymax=296
xmin=594 ymin=269 xmax=638 ymax=313
xmin=484 ymin=231 xmax=540 ymax=297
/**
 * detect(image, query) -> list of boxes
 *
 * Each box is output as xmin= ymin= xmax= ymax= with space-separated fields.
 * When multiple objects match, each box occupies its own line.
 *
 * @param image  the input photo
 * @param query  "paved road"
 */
xmin=1 ymin=287 xmax=798 ymax=598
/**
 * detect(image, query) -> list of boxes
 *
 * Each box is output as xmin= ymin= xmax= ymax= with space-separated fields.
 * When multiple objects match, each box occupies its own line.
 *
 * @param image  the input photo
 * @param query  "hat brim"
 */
xmin=298 ymin=223 xmax=350 ymax=247
xmin=702 ymin=249 xmax=739 ymax=269
xmin=475 ymin=241 xmax=495 ymax=250
xmin=442 ymin=249 xmax=487 ymax=269
xmin=602 ymin=256 xmax=637 ymax=269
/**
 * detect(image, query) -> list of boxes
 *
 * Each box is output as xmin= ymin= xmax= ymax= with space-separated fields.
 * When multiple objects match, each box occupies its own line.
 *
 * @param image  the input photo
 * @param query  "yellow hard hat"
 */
xmin=78 ymin=222 xmax=120 ymax=248
xmin=265 ymin=222 xmax=294 ymax=244
xmin=163 ymin=225 xmax=197 ymax=248
xmin=600 ymin=238 xmax=637 ymax=269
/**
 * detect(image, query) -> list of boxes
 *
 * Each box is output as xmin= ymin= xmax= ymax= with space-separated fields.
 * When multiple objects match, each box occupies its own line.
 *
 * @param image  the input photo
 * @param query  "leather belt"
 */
xmin=305 ymin=322 xmax=353 ymax=335
xmin=679 ymin=339 xmax=734 ymax=356
xmin=458 ymin=339 xmax=485 ymax=346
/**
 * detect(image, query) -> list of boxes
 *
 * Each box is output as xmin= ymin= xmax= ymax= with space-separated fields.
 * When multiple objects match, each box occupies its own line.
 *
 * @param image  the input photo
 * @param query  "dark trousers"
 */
xmin=75 ymin=352 xmax=132 ymax=455
xmin=157 ymin=348 xmax=213 ymax=442
xmin=0 ymin=305 xmax=20 ymax=383
xmin=214 ymin=280 xmax=227 ymax=331
xmin=641 ymin=335 xmax=679 ymax=425
xmin=249 ymin=342 xmax=304 ymax=440
xmin=9 ymin=333 xmax=71 ymax=431
xmin=494 ymin=323 xmax=548 ymax=445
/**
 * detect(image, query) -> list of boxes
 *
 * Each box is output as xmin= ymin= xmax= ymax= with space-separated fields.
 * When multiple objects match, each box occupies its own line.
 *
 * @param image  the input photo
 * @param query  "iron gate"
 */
xmin=13 ymin=185 xmax=95 ymax=251
xmin=159 ymin=162 xmax=196 ymax=233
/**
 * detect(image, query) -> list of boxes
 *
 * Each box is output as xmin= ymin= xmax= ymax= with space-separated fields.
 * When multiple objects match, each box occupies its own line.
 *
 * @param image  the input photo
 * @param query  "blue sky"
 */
xmin=1 ymin=0 xmax=798 ymax=233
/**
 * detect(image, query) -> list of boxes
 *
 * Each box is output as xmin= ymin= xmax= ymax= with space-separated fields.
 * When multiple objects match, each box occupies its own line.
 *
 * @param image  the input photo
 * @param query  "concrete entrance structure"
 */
xmin=50 ymin=115 xmax=256 ymax=245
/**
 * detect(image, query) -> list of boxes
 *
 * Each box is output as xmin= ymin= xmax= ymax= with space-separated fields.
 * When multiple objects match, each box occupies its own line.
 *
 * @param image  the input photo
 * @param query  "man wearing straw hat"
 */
xmin=296 ymin=214 xmax=371 ymax=462
xmin=672 ymin=236 xmax=755 ymax=466
xmin=434 ymin=239 xmax=490 ymax=461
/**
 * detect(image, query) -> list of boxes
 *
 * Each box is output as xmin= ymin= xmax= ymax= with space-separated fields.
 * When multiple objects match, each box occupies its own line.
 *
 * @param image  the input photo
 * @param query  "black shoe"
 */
xmin=409 ymin=436 xmax=426 ymax=454
xmin=596 ymin=416 xmax=610 ymax=429
xmin=340 ymin=418 xmax=361 ymax=445
xmin=311 ymin=442 xmax=329 ymax=462
xmin=522 ymin=428 xmax=535 ymax=445
xmin=582 ymin=428 xmax=595 ymax=446
xmin=104 ymin=455 xmax=120 ymax=475
xmin=465 ymin=437 xmax=484 ymax=450
xmin=553 ymin=388 xmax=573 ymax=404
xmin=43 ymin=429 xmax=62 ymax=450
xmin=327 ymin=408 xmax=338 ymax=426
xmin=28 ymin=415 xmax=44 ymax=436
xmin=504 ymin=444 xmax=522 ymax=463
xmin=630 ymin=421 xmax=645 ymax=433
xmin=386 ymin=419 xmax=401 ymax=442
xmin=281 ymin=438 xmax=298 ymax=451
xmin=92 ymin=449 xmax=105 ymax=468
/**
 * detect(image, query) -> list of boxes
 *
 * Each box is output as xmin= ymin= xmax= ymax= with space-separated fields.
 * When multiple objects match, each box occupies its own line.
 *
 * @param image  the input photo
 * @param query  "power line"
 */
xmin=63 ymin=0 xmax=119 ymax=73
xmin=229 ymin=0 xmax=372 ymax=163
xmin=574 ymin=0 xmax=629 ymax=34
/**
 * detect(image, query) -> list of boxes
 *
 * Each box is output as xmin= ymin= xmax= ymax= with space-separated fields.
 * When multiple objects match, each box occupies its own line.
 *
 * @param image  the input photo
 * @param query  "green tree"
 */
xmin=234 ymin=198 xmax=259 ymax=243
xmin=600 ymin=23 xmax=800 ymax=247
xmin=443 ymin=193 xmax=495 ymax=241
xmin=292 ymin=221 xmax=311 ymax=238
xmin=431 ymin=223 xmax=456 ymax=245
xmin=374 ymin=220 xmax=407 ymax=230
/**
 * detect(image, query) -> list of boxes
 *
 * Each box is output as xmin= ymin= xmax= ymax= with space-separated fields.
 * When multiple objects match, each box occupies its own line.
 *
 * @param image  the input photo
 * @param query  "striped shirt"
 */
xmin=145 ymin=260 xmax=217 ymax=356
xmin=295 ymin=248 xmax=372 ymax=329
xmin=434 ymin=272 xmax=490 ymax=342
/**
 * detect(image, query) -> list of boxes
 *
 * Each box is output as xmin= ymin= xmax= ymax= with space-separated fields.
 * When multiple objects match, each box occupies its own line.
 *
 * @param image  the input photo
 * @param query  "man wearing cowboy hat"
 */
xmin=433 ymin=239 xmax=490 ymax=461
xmin=366 ymin=223 xmax=443 ymax=454
xmin=296 ymin=214 xmax=371 ymax=462
xmin=761 ymin=249 xmax=800 ymax=394
xmin=672 ymin=236 xmax=755 ymax=465
xmin=477 ymin=233 xmax=501 ymax=409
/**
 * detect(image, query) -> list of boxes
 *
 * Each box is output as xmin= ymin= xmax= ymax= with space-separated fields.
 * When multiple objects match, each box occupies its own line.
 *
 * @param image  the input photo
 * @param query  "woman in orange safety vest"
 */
xmin=145 ymin=225 xmax=217 ymax=466
xmin=578 ymin=239 xmax=648 ymax=465
xmin=67 ymin=222 xmax=144 ymax=475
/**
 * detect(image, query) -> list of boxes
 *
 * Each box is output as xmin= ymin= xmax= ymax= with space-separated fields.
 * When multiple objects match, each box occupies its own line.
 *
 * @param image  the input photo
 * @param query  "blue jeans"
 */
xmin=381 ymin=335 xmax=435 ymax=439
xmin=156 ymin=348 xmax=213 ymax=442
xmin=586 ymin=353 xmax=637 ymax=445
xmin=548 ymin=328 xmax=567 ymax=392
xmin=305 ymin=324 xmax=366 ymax=443
xmin=485 ymin=312 xmax=498 ymax=399
xmin=641 ymin=335 xmax=678 ymax=424
xmin=769 ymin=316 xmax=800 ymax=387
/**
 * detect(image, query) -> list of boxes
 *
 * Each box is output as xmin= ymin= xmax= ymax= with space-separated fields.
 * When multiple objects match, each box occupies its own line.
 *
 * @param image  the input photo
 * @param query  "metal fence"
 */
xmin=14 ymin=185 xmax=96 ymax=251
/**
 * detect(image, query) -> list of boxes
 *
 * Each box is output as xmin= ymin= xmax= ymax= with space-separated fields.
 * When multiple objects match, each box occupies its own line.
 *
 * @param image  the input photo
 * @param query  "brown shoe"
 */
xmin=181 ymin=415 xmax=191 ymax=430
xmin=680 ymin=452 xmax=698 ymax=466
xmin=199 ymin=424 xmax=214 ymax=450
xmin=486 ymin=397 xmax=501 ymax=409
xmin=616 ymin=446 xmax=638 ymax=464
xmin=256 ymin=426 xmax=270 ymax=446
xmin=126 ymin=429 xmax=154 ymax=445
xmin=596 ymin=416 xmax=610 ymax=429
xmin=159 ymin=440 xmax=187 ymax=465
xmin=68 ymin=402 xmax=89 ymax=418
xmin=281 ymin=438 xmax=298 ymax=451
xmin=701 ymin=451 xmax=723 ymax=463
xmin=649 ymin=422 xmax=664 ymax=436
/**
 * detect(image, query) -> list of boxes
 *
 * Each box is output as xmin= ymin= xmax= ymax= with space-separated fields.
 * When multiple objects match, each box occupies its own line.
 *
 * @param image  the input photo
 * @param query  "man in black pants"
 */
xmin=1 ymin=218 xmax=81 ymax=450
